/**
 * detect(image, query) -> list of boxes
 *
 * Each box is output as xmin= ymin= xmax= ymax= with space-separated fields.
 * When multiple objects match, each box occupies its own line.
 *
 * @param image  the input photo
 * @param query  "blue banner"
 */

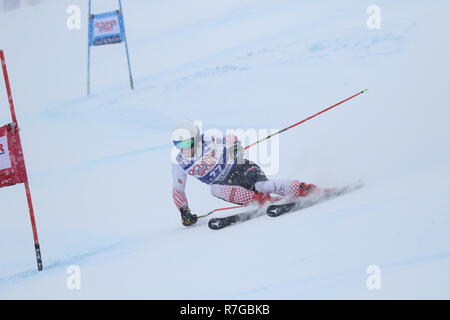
xmin=88 ymin=10 xmax=125 ymax=47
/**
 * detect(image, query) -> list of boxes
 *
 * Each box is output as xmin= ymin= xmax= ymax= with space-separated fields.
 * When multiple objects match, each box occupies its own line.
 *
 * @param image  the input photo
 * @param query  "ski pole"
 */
xmin=197 ymin=205 xmax=243 ymax=219
xmin=244 ymin=89 xmax=368 ymax=150
xmin=203 ymin=89 xmax=367 ymax=219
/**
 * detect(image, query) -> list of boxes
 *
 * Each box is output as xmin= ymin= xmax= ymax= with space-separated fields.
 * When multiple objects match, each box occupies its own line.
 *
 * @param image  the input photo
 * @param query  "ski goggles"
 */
xmin=173 ymin=137 xmax=195 ymax=149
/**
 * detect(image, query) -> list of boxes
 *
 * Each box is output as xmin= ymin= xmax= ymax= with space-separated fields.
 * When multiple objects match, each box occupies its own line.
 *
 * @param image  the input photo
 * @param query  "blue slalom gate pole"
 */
xmin=119 ymin=0 xmax=134 ymax=90
xmin=87 ymin=0 xmax=92 ymax=95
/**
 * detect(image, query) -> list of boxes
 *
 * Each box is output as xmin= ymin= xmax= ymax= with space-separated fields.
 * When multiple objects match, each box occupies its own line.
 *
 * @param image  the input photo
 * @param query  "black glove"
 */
xmin=180 ymin=207 xmax=198 ymax=227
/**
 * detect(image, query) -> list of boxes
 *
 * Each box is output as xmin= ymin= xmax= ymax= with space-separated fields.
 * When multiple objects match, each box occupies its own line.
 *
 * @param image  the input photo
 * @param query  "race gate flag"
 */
xmin=0 ymin=134 xmax=11 ymax=172
xmin=89 ymin=10 xmax=124 ymax=46
xmin=0 ymin=50 xmax=43 ymax=271
xmin=87 ymin=0 xmax=134 ymax=94
xmin=0 ymin=124 xmax=27 ymax=188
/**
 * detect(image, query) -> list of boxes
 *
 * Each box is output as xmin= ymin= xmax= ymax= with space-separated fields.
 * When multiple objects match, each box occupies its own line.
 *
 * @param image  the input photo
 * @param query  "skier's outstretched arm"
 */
xmin=172 ymin=162 xmax=188 ymax=209
xmin=172 ymin=163 xmax=198 ymax=226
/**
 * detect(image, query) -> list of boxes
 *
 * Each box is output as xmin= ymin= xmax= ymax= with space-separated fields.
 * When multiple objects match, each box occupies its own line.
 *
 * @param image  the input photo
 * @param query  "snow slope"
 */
xmin=0 ymin=0 xmax=449 ymax=299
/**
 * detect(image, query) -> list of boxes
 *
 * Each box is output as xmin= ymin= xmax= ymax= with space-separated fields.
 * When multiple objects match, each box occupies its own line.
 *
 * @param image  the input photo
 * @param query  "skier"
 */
xmin=171 ymin=119 xmax=326 ymax=226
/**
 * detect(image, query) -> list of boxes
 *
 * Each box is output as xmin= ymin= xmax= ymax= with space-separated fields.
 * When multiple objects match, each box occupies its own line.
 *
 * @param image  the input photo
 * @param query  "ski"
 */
xmin=208 ymin=208 xmax=260 ymax=230
xmin=266 ymin=181 xmax=364 ymax=217
xmin=208 ymin=180 xmax=363 ymax=230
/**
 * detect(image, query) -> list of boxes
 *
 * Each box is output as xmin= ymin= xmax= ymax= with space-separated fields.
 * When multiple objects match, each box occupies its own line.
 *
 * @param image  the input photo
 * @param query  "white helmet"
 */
xmin=171 ymin=119 xmax=200 ymax=149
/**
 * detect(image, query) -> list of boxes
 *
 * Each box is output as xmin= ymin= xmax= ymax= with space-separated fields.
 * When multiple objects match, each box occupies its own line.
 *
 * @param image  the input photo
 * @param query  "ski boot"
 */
xmin=251 ymin=193 xmax=280 ymax=206
xmin=297 ymin=182 xmax=333 ymax=197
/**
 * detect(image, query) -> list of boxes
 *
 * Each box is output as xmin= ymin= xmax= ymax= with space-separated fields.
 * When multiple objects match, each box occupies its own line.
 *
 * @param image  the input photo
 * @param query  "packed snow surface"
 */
xmin=0 ymin=0 xmax=449 ymax=299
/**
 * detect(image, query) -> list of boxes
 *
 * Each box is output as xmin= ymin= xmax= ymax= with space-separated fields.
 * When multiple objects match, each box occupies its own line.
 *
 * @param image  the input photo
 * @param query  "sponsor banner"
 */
xmin=0 ymin=134 xmax=11 ymax=170
xmin=0 ymin=124 xmax=27 ymax=188
xmin=89 ymin=10 xmax=124 ymax=46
